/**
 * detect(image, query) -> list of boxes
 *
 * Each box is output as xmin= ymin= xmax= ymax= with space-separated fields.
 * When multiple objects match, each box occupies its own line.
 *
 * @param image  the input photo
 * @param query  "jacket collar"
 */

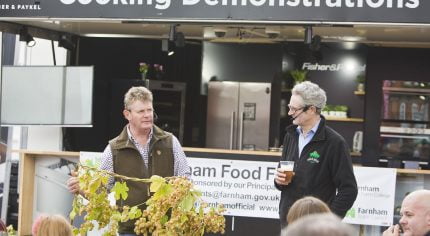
xmin=287 ymin=115 xmax=327 ymax=142
xmin=111 ymin=124 xmax=169 ymax=150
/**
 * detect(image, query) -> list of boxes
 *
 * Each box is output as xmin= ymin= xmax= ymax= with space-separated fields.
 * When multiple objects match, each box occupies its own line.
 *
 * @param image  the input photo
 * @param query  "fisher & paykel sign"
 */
xmin=1 ymin=0 xmax=430 ymax=24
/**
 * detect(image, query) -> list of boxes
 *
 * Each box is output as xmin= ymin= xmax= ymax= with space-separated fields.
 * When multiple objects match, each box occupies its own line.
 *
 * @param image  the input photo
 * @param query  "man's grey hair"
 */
xmin=283 ymin=213 xmax=355 ymax=236
xmin=124 ymin=86 xmax=153 ymax=110
xmin=292 ymin=81 xmax=327 ymax=111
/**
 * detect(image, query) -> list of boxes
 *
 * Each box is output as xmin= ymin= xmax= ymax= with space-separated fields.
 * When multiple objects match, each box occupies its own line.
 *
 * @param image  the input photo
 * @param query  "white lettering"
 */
xmin=206 ymin=0 xmax=218 ymax=6
xmin=60 ymin=0 xmax=76 ymax=4
xmin=96 ymin=0 xmax=110 ymax=4
xmin=56 ymin=0 xmax=420 ymax=9
xmin=366 ymin=0 xmax=384 ymax=8
xmin=156 ymin=0 xmax=170 ymax=9
xmin=78 ymin=0 xmax=92 ymax=4
xmin=286 ymin=0 xmax=300 ymax=6
xmin=302 ymin=62 xmax=366 ymax=72
xmin=326 ymin=0 xmax=341 ymax=7
xmin=183 ymin=0 xmax=199 ymax=5
xmin=345 ymin=0 xmax=355 ymax=7
xmin=386 ymin=0 xmax=393 ymax=7
xmin=250 ymin=0 xmax=266 ymax=6
xmin=303 ymin=0 xmax=313 ymax=7
xmin=405 ymin=0 xmax=419 ymax=8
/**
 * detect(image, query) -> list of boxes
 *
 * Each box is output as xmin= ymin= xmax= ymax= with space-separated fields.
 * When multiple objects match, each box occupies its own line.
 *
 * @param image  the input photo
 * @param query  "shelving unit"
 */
xmin=326 ymin=117 xmax=364 ymax=122
xmin=379 ymin=80 xmax=430 ymax=166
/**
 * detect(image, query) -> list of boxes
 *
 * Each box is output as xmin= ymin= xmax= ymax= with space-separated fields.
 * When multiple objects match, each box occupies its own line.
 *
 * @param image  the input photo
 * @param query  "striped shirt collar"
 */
xmin=126 ymin=125 xmax=153 ymax=145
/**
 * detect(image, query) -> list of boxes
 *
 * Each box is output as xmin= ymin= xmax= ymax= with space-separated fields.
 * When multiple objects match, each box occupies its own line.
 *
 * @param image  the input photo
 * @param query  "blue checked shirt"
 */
xmin=100 ymin=126 xmax=190 ymax=188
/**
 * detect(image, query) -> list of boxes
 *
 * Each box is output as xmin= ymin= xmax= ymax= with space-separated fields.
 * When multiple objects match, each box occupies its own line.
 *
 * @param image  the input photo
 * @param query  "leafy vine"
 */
xmin=70 ymin=165 xmax=225 ymax=236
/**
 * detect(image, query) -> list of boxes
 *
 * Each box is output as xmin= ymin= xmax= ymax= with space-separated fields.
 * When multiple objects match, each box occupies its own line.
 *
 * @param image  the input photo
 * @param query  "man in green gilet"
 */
xmin=67 ymin=86 xmax=190 ymax=236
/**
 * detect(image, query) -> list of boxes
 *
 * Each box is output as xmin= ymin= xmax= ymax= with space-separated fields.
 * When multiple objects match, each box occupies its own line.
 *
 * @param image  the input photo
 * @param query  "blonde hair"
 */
xmin=284 ymin=213 xmax=354 ymax=236
xmin=287 ymin=196 xmax=331 ymax=224
xmin=124 ymin=86 xmax=153 ymax=110
xmin=36 ymin=214 xmax=73 ymax=236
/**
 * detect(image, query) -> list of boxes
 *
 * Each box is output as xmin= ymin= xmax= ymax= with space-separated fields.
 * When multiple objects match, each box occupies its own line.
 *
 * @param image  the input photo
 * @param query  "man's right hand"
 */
xmin=382 ymin=224 xmax=401 ymax=236
xmin=66 ymin=171 xmax=80 ymax=194
xmin=274 ymin=168 xmax=295 ymax=185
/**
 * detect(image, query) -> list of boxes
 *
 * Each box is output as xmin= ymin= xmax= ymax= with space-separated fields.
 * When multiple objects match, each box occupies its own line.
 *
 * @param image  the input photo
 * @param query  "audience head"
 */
xmin=287 ymin=196 xmax=331 ymax=224
xmin=32 ymin=214 xmax=73 ymax=236
xmin=284 ymin=213 xmax=354 ymax=236
xmin=399 ymin=189 xmax=430 ymax=236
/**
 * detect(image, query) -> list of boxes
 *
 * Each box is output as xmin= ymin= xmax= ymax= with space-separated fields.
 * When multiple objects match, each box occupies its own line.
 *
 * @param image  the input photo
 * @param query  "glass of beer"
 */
xmin=279 ymin=161 xmax=295 ymax=183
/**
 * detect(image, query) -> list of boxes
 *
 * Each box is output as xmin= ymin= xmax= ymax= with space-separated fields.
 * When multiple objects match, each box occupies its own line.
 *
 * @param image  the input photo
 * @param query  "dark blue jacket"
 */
xmin=275 ymin=117 xmax=358 ymax=225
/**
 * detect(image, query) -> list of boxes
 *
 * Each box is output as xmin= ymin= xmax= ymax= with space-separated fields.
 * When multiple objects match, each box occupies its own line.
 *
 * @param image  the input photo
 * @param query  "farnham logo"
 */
xmin=307 ymin=151 xmax=320 ymax=163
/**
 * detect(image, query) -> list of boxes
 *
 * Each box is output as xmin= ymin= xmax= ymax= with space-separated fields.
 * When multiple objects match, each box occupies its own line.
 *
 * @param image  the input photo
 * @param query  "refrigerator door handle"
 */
xmin=230 ymin=111 xmax=235 ymax=150
xmin=238 ymin=112 xmax=244 ymax=150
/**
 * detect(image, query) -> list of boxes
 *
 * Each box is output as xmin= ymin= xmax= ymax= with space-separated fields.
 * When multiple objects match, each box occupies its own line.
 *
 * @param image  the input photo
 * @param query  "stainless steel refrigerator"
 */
xmin=206 ymin=81 xmax=271 ymax=151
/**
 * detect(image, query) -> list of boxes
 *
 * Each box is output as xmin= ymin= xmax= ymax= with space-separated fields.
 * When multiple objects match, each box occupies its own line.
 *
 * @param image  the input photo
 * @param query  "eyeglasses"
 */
xmin=288 ymin=105 xmax=305 ymax=113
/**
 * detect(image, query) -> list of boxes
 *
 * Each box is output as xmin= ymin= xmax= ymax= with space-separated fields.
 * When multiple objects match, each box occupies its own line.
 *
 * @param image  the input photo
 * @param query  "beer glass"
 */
xmin=279 ymin=161 xmax=295 ymax=183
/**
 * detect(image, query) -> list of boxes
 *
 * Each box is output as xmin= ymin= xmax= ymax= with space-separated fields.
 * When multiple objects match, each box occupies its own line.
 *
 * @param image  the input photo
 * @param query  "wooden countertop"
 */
xmin=12 ymin=149 xmax=430 ymax=175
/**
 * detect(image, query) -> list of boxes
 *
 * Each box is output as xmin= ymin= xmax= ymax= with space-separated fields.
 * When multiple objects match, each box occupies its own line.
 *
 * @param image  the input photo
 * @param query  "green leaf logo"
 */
xmin=345 ymin=208 xmax=356 ymax=218
xmin=309 ymin=151 xmax=320 ymax=159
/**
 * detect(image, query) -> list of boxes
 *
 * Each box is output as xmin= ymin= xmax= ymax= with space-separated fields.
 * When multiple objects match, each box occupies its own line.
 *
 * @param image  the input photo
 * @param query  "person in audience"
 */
xmin=286 ymin=196 xmax=331 ymax=224
xmin=283 ymin=212 xmax=355 ymax=236
xmin=67 ymin=86 xmax=190 ymax=235
xmin=32 ymin=214 xmax=73 ymax=236
xmin=383 ymin=189 xmax=430 ymax=236
xmin=274 ymin=81 xmax=358 ymax=227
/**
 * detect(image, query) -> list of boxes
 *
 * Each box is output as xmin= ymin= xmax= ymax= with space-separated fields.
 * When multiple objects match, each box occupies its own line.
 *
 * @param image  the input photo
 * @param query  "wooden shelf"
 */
xmin=383 ymin=86 xmax=430 ymax=94
xmin=326 ymin=117 xmax=364 ymax=122
xmin=354 ymin=91 xmax=365 ymax=95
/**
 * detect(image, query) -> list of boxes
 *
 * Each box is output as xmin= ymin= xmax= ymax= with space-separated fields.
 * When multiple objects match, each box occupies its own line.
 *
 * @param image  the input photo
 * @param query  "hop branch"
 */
xmin=70 ymin=165 xmax=225 ymax=236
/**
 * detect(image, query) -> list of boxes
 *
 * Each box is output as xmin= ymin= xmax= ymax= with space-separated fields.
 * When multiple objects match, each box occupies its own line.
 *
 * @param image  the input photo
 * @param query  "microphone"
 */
xmin=290 ymin=105 xmax=310 ymax=121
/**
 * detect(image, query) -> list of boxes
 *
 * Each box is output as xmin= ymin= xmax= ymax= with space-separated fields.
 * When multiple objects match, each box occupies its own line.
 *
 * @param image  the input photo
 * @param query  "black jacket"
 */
xmin=275 ymin=117 xmax=358 ymax=225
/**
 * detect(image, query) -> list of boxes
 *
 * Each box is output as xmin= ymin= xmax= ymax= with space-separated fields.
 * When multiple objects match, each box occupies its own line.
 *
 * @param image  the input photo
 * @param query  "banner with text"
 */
xmin=339 ymin=167 xmax=396 ymax=226
xmin=1 ymin=0 xmax=430 ymax=24
xmin=189 ymin=158 xmax=397 ymax=226
xmin=77 ymin=154 xmax=397 ymax=226
xmin=188 ymin=157 xmax=280 ymax=219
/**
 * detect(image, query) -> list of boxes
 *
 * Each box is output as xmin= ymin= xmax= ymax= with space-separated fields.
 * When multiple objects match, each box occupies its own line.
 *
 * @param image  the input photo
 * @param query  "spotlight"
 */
xmin=304 ymin=26 xmax=312 ymax=45
xmin=310 ymin=35 xmax=321 ymax=51
xmin=58 ymin=34 xmax=76 ymax=51
xmin=161 ymin=39 xmax=175 ymax=56
xmin=19 ymin=27 xmax=36 ymax=47
xmin=174 ymin=32 xmax=185 ymax=47
xmin=169 ymin=25 xmax=177 ymax=41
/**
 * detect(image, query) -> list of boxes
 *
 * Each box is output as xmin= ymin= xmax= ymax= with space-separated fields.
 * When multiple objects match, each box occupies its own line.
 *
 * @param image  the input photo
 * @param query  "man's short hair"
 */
xmin=283 ymin=213 xmax=355 ymax=236
xmin=292 ymin=81 xmax=327 ymax=112
xmin=124 ymin=86 xmax=153 ymax=110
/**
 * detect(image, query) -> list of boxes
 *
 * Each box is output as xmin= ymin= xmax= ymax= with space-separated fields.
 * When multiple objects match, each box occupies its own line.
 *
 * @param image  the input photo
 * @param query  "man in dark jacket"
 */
xmin=383 ymin=189 xmax=430 ymax=236
xmin=275 ymin=81 xmax=358 ymax=227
